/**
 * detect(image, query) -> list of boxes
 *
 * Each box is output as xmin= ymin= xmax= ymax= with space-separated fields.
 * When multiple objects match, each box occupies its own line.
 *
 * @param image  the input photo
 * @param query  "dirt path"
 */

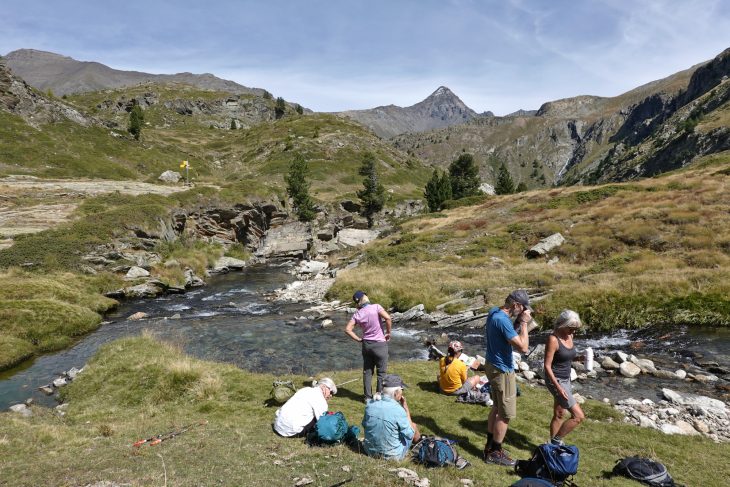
xmin=0 ymin=177 xmax=192 ymax=248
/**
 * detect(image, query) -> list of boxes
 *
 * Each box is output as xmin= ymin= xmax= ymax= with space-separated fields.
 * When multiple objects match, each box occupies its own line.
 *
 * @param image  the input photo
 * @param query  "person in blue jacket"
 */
xmin=362 ymin=374 xmax=421 ymax=460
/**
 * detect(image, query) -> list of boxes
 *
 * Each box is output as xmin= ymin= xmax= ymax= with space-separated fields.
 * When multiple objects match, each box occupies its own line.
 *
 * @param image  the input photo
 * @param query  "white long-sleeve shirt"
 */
xmin=273 ymin=386 xmax=328 ymax=437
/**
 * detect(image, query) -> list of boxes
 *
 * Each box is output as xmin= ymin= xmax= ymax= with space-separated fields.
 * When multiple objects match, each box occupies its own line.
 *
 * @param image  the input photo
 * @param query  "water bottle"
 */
xmin=585 ymin=347 xmax=594 ymax=371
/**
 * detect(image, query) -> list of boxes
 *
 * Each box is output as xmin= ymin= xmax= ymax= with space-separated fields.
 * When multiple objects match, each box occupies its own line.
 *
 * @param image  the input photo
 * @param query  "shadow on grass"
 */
xmin=416 ymin=380 xmax=440 ymax=393
xmin=459 ymin=416 xmax=539 ymax=456
xmin=412 ymin=414 xmax=483 ymax=459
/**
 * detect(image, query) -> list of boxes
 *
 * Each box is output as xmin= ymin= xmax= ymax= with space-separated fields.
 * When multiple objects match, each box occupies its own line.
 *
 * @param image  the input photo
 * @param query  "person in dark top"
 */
xmin=543 ymin=309 xmax=586 ymax=445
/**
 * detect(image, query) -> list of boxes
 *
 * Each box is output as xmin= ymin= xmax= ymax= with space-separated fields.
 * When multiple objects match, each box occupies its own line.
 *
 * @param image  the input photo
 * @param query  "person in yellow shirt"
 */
xmin=438 ymin=341 xmax=481 ymax=395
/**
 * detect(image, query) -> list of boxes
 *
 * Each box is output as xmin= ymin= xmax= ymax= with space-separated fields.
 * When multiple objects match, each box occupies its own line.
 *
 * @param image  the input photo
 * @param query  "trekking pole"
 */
xmin=336 ymin=378 xmax=360 ymax=387
xmin=132 ymin=420 xmax=208 ymax=447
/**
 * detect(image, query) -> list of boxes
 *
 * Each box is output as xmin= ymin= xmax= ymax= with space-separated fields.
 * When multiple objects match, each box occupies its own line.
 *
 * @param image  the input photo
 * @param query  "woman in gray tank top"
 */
xmin=543 ymin=309 xmax=586 ymax=445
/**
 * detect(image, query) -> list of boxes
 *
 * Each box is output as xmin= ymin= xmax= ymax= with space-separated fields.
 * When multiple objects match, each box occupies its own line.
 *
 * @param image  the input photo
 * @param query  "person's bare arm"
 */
xmin=378 ymin=307 xmax=392 ymax=341
xmin=344 ymin=319 xmax=362 ymax=342
xmin=509 ymin=318 xmax=530 ymax=353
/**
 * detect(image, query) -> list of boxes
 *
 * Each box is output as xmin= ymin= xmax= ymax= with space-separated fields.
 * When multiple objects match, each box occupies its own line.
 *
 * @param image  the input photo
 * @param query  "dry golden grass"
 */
xmin=329 ymin=155 xmax=730 ymax=328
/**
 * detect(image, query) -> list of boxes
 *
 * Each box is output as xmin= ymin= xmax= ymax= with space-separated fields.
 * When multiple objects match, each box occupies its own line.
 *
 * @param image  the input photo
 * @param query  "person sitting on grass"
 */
xmin=273 ymin=378 xmax=337 ymax=437
xmin=543 ymin=310 xmax=586 ymax=445
xmin=362 ymin=374 xmax=421 ymax=460
xmin=439 ymin=340 xmax=482 ymax=397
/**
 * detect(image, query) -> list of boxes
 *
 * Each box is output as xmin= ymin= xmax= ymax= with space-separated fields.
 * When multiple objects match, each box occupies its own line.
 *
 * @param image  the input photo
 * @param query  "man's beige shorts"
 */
xmin=485 ymin=363 xmax=517 ymax=419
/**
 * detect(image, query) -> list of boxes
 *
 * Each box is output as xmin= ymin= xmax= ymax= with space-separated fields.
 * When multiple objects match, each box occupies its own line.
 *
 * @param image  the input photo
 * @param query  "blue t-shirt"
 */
xmin=362 ymin=396 xmax=414 ymax=459
xmin=485 ymin=306 xmax=518 ymax=372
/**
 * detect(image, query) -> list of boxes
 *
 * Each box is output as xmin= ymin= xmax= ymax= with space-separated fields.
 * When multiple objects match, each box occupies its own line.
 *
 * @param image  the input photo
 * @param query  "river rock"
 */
xmin=660 ymin=423 xmax=683 ymax=435
xmin=158 ymin=170 xmax=181 ymax=183
xmin=124 ymin=282 xmax=166 ymax=298
xmin=526 ymin=233 xmax=565 ymax=258
xmin=662 ymin=388 xmax=727 ymax=414
xmin=66 ymin=367 xmax=81 ymax=380
xmin=184 ymin=268 xmax=205 ymax=287
xmin=519 ymin=361 xmax=530 ymax=372
xmin=573 ymin=362 xmax=586 ymax=373
xmin=601 ymin=357 xmax=620 ymax=370
xmin=615 ymin=351 xmax=629 ymax=363
xmin=320 ymin=319 xmax=333 ymax=328
xmin=651 ymin=369 xmax=678 ymax=379
xmin=213 ymin=256 xmax=247 ymax=272
xmin=298 ymin=260 xmax=328 ymax=274
xmin=693 ymin=419 xmax=710 ymax=434
xmin=128 ymin=311 xmax=148 ymax=321
xmin=675 ymin=369 xmax=687 ymax=379
xmin=675 ymin=420 xmax=700 ymax=436
xmin=620 ymin=362 xmax=641 ymax=378
xmin=9 ymin=404 xmax=32 ymax=417
xmin=397 ymin=304 xmax=426 ymax=321
xmin=573 ymin=393 xmax=586 ymax=404
xmin=38 ymin=385 xmax=54 ymax=395
xmin=639 ymin=415 xmax=657 ymax=429
xmin=692 ymin=373 xmax=719 ymax=383
xmin=337 ymin=228 xmax=379 ymax=247
xmin=523 ymin=370 xmax=536 ymax=380
xmin=632 ymin=358 xmax=657 ymax=373
xmin=53 ymin=377 xmax=68 ymax=388
xmin=125 ymin=266 xmax=150 ymax=279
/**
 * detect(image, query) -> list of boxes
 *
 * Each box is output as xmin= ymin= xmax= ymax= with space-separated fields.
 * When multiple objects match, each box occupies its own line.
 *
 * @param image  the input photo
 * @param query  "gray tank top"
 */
xmin=551 ymin=336 xmax=577 ymax=380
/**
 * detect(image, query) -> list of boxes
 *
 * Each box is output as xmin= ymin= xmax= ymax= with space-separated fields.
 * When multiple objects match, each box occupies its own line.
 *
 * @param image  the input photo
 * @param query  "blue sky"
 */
xmin=2 ymin=0 xmax=729 ymax=114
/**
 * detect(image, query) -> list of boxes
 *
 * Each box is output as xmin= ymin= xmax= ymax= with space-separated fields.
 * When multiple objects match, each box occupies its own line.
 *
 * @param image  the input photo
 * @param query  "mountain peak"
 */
xmin=430 ymin=86 xmax=455 ymax=97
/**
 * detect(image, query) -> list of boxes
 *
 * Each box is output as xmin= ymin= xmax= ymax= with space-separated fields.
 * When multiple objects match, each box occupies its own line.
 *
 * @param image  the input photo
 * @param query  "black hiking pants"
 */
xmin=362 ymin=339 xmax=388 ymax=400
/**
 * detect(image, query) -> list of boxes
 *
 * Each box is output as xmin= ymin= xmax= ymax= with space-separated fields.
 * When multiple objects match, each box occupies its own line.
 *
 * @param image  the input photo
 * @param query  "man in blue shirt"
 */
xmin=362 ymin=374 xmax=421 ymax=460
xmin=483 ymin=289 xmax=533 ymax=466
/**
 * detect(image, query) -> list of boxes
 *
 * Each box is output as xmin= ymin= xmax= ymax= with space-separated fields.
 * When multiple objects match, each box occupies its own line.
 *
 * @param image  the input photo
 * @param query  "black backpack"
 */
xmin=613 ymin=457 xmax=677 ymax=487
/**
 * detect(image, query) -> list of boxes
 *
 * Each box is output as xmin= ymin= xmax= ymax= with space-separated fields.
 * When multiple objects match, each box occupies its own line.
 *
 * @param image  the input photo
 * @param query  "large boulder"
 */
xmin=526 ymin=233 xmax=565 ymax=258
xmin=158 ymin=170 xmax=182 ymax=183
xmin=9 ymin=404 xmax=32 ymax=417
xmin=601 ymin=357 xmax=620 ymax=370
xmin=337 ymin=228 xmax=379 ymax=247
xmin=619 ymin=362 xmax=641 ymax=378
xmin=298 ymin=260 xmax=329 ymax=275
xmin=125 ymin=266 xmax=150 ymax=279
xmin=479 ymin=183 xmax=496 ymax=195
xmin=662 ymin=388 xmax=727 ymax=415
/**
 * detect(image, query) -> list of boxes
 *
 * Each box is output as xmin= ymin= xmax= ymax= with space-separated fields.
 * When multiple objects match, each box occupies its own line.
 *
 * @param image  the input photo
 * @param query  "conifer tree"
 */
xmin=516 ymin=181 xmax=528 ymax=193
xmin=275 ymin=97 xmax=286 ymax=119
xmin=285 ymin=153 xmax=316 ymax=222
xmin=128 ymin=103 xmax=144 ymax=140
xmin=424 ymin=169 xmax=452 ymax=212
xmin=495 ymin=162 xmax=515 ymax=195
xmin=357 ymin=152 xmax=386 ymax=227
xmin=448 ymin=153 xmax=480 ymax=199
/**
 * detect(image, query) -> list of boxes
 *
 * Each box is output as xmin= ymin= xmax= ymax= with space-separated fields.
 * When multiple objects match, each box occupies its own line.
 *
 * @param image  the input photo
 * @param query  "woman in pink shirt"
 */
xmin=345 ymin=290 xmax=392 ymax=401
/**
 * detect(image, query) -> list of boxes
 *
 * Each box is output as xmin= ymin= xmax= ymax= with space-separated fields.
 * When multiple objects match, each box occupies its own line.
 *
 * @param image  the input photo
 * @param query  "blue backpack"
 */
xmin=515 ymin=443 xmax=579 ymax=485
xmin=511 ymin=479 xmax=556 ymax=487
xmin=415 ymin=436 xmax=461 ymax=468
xmin=308 ymin=411 xmax=359 ymax=446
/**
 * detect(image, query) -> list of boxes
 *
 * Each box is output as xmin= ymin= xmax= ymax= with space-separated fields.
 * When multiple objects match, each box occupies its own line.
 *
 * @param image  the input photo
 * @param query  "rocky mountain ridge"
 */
xmin=337 ymin=86 xmax=484 ymax=138
xmin=393 ymin=47 xmax=730 ymax=187
xmin=4 ymin=49 xmax=267 ymax=98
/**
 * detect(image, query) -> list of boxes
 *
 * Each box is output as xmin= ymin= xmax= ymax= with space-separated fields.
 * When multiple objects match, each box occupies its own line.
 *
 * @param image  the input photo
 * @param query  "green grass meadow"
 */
xmin=0 ymin=335 xmax=727 ymax=486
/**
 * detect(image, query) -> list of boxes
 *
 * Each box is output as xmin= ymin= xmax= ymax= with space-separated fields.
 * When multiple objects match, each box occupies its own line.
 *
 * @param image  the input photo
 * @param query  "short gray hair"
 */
xmin=382 ymin=386 xmax=401 ymax=399
xmin=554 ymin=309 xmax=582 ymax=330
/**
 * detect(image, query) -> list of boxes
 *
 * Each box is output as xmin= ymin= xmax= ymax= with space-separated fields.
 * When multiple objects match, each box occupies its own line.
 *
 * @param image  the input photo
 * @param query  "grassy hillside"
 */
xmin=1 ymin=335 xmax=727 ymax=486
xmin=328 ymin=152 xmax=730 ymax=330
xmin=1 ymin=82 xmax=430 ymax=203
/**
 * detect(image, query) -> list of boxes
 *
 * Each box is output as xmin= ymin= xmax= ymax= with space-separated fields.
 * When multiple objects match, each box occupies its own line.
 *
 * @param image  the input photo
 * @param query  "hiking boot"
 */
xmin=484 ymin=449 xmax=517 ymax=467
xmin=550 ymin=437 xmax=565 ymax=446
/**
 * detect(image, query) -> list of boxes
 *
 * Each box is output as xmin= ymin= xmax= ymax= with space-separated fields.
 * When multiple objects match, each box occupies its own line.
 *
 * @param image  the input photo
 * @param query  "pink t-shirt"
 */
xmin=352 ymin=303 xmax=386 ymax=342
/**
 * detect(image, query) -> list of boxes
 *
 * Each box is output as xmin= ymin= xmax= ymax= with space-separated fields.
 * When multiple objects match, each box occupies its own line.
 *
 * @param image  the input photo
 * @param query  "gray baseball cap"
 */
xmin=382 ymin=374 xmax=408 ymax=389
xmin=508 ymin=289 xmax=533 ymax=312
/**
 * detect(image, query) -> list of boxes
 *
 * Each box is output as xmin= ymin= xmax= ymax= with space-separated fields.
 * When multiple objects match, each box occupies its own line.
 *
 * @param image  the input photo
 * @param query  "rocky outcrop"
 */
xmin=0 ymin=56 xmax=95 ymax=128
xmin=526 ymin=233 xmax=565 ymax=258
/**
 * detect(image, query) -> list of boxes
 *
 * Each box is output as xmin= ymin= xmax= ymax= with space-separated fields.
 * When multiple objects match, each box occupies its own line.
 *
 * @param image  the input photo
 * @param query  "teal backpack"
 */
xmin=307 ymin=411 xmax=359 ymax=446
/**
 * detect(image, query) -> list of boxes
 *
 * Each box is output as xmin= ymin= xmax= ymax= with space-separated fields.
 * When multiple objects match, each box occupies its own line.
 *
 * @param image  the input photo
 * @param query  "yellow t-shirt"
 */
xmin=439 ymin=356 xmax=467 ymax=394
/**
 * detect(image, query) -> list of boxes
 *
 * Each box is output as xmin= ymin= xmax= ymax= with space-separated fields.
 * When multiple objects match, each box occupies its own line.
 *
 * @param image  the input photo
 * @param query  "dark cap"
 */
xmin=352 ymin=290 xmax=366 ymax=303
xmin=508 ymin=289 xmax=533 ymax=312
xmin=382 ymin=374 xmax=408 ymax=389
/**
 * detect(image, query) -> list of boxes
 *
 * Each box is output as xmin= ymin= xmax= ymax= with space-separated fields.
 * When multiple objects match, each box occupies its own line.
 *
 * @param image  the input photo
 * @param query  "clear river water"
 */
xmin=1 ymin=264 xmax=728 ymax=410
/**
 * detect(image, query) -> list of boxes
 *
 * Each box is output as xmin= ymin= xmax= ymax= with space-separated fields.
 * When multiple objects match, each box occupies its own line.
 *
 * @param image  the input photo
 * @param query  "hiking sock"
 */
xmin=491 ymin=441 xmax=502 ymax=452
xmin=486 ymin=433 xmax=494 ymax=451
